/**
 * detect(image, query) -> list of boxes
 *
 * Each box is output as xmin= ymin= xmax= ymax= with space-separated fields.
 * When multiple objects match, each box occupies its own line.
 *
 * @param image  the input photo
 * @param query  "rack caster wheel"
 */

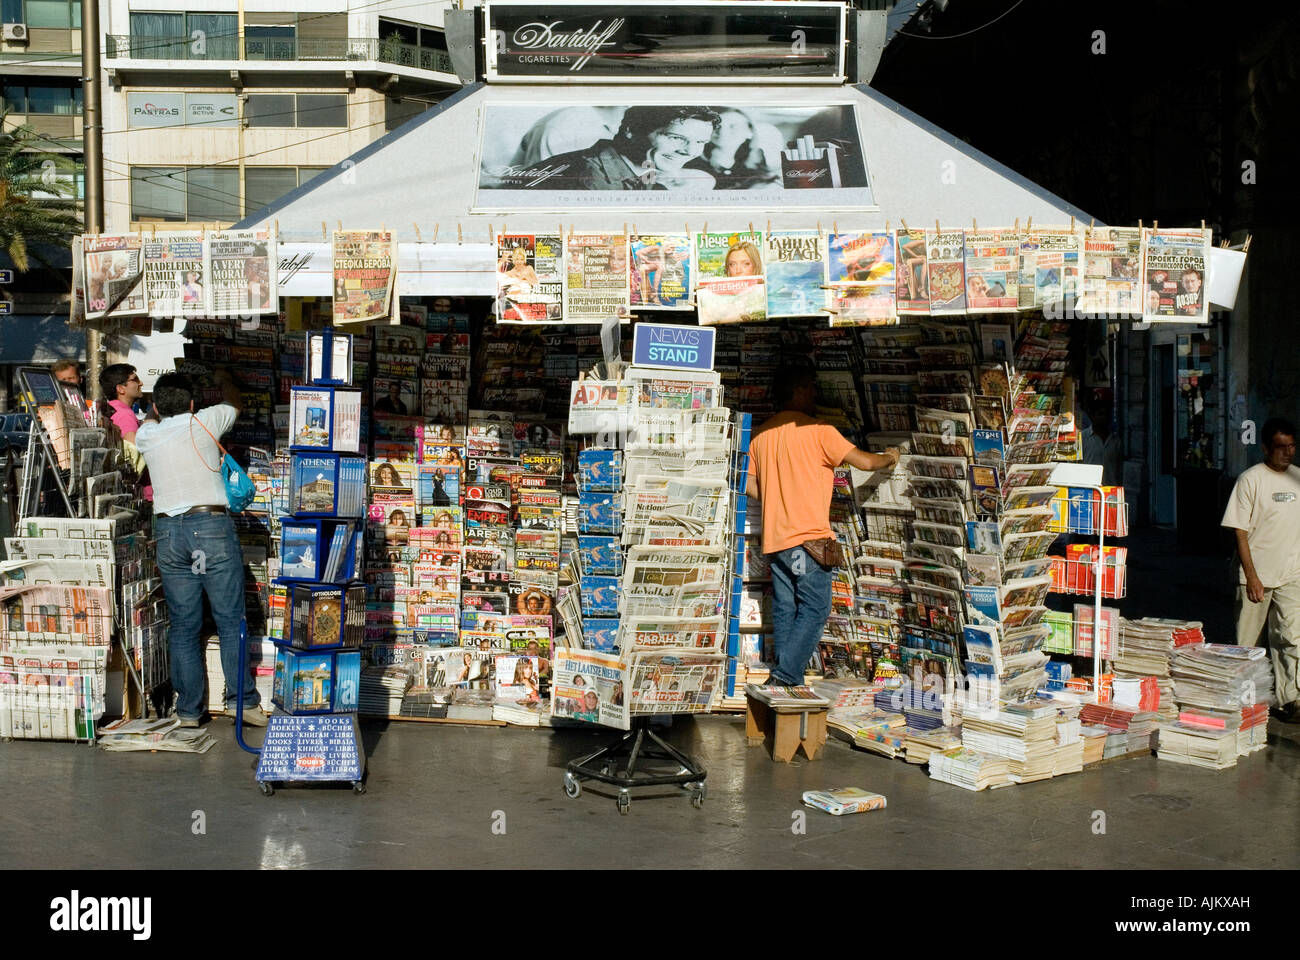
xmin=617 ymin=792 xmax=630 ymax=815
xmin=563 ymin=773 xmax=582 ymax=799
xmin=352 ymin=781 xmax=366 ymax=795
xmin=258 ymin=781 xmax=274 ymax=797
xmin=691 ymin=782 xmax=706 ymax=808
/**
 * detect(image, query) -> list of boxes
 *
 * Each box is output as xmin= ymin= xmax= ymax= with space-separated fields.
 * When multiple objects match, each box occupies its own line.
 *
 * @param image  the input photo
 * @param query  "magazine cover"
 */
xmin=963 ymin=229 xmax=1020 ymax=312
xmin=628 ymin=233 xmax=692 ymax=310
xmin=826 ymin=230 xmax=896 ymax=324
xmin=765 ymin=230 xmax=828 ymax=318
xmin=1018 ymin=229 xmax=1080 ymax=311
xmin=142 ymin=231 xmax=206 ymax=319
xmin=694 ymin=230 xmax=766 ymax=325
xmin=496 ymin=233 xmax=563 ymax=323
xmin=895 ymin=228 xmax=930 ymax=314
xmin=564 ymin=232 xmax=629 ymax=323
xmin=1079 ymin=226 xmax=1143 ymax=318
xmin=495 ymin=654 xmax=542 ymax=702
xmin=926 ymin=230 xmax=967 ymax=314
xmin=83 ymin=234 xmax=145 ymax=319
xmin=206 ymin=228 xmax=277 ymax=315
xmin=1142 ymin=227 xmax=1210 ymax=322
xmin=333 ymin=229 xmax=395 ymax=324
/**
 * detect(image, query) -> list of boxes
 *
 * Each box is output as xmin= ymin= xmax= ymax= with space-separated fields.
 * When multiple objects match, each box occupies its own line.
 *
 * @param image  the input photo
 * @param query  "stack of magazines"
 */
xmin=1079 ymin=703 xmax=1159 ymax=758
xmin=1115 ymin=617 xmax=1205 ymax=721
xmin=745 ymin=684 xmax=830 ymax=708
xmin=1154 ymin=721 xmax=1240 ymax=770
xmin=1170 ymin=643 xmax=1274 ymax=728
xmin=97 ymin=718 xmax=218 ymax=754
xmin=928 ymin=746 xmax=1011 ymax=791
xmin=903 ymin=726 xmax=961 ymax=765
xmin=959 ymin=699 xmax=1060 ymax=783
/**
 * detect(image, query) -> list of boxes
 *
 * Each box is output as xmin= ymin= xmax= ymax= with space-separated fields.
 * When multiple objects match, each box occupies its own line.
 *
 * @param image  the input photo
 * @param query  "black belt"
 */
xmin=169 ymin=505 xmax=228 ymax=517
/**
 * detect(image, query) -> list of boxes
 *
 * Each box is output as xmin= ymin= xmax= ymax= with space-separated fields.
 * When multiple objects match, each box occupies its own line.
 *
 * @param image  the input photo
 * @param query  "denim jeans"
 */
xmin=155 ymin=512 xmax=258 ymax=719
xmin=768 ymin=544 xmax=832 ymax=685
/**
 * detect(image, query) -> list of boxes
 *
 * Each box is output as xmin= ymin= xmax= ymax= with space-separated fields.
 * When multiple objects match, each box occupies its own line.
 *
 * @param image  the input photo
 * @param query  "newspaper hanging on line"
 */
xmin=927 ymin=229 xmax=967 ymax=315
xmin=563 ymin=232 xmax=629 ymax=323
xmin=1018 ymin=229 xmax=1081 ymax=311
xmin=206 ymin=229 xmax=278 ymax=316
xmin=68 ymin=235 xmax=86 ymax=330
xmin=695 ymin=230 xmax=766 ymax=325
xmin=628 ymin=233 xmax=692 ymax=311
xmin=963 ymin=229 xmax=1020 ymax=312
xmin=142 ymin=231 xmax=206 ymax=319
xmin=895 ymin=227 xmax=930 ymax=315
xmin=551 ymin=648 xmax=630 ymax=729
xmin=765 ymin=230 xmax=827 ymax=318
xmin=332 ymin=229 xmax=396 ymax=325
xmin=495 ymin=233 xmax=563 ymax=323
xmin=1078 ymin=226 xmax=1143 ymax=319
xmin=82 ymin=234 xmax=146 ymax=319
xmin=826 ymin=230 xmax=897 ymax=325
xmin=1142 ymin=227 xmax=1210 ymax=323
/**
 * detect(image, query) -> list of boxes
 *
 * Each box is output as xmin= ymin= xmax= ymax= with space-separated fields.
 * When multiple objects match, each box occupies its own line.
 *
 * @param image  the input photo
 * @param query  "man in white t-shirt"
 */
xmin=136 ymin=372 xmax=266 ymax=728
xmin=1221 ymin=417 xmax=1300 ymax=722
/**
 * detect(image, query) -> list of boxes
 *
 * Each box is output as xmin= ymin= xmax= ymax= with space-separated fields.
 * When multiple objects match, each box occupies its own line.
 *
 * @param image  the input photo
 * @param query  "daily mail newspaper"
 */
xmin=1079 ymin=226 xmax=1143 ymax=318
xmin=927 ymin=230 xmax=967 ymax=314
xmin=564 ymin=232 xmax=629 ymax=323
xmin=1142 ymin=227 xmax=1211 ymax=323
xmin=207 ymin=228 xmax=278 ymax=316
xmin=333 ymin=229 xmax=395 ymax=324
xmin=963 ymin=229 xmax=1019 ymax=312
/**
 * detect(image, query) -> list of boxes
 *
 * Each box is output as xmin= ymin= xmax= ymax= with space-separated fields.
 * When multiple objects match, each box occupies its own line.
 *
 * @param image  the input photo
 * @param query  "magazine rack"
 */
xmin=562 ymin=717 xmax=706 ymax=814
xmin=14 ymin=368 xmax=78 ymax=519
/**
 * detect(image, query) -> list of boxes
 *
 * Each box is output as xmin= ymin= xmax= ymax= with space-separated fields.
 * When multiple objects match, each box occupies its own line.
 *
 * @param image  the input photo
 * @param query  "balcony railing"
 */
xmin=105 ymin=35 xmax=454 ymax=73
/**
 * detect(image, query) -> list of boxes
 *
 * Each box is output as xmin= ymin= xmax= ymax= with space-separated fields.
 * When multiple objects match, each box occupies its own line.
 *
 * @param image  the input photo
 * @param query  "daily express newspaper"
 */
xmin=563 ymin=232 xmax=629 ymax=323
xmin=333 ymin=229 xmax=395 ymax=325
xmin=963 ymin=229 xmax=1020 ymax=312
xmin=496 ymin=233 xmax=563 ymax=323
xmin=826 ymin=230 xmax=896 ymax=325
xmin=695 ymin=230 xmax=766 ymax=325
xmin=927 ymin=230 xmax=967 ymax=315
xmin=143 ymin=231 xmax=206 ymax=319
xmin=895 ymin=227 xmax=930 ymax=315
xmin=765 ymin=230 xmax=827 ymax=318
xmin=1079 ymin=226 xmax=1143 ymax=319
xmin=207 ymin=229 xmax=278 ymax=315
xmin=1018 ymin=229 xmax=1081 ymax=311
xmin=82 ymin=234 xmax=146 ymax=319
xmin=1142 ymin=227 xmax=1210 ymax=323
xmin=628 ymin=233 xmax=692 ymax=311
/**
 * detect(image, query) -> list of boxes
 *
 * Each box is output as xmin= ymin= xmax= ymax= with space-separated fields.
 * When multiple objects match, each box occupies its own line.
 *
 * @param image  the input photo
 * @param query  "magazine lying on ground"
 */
xmin=802 ymin=787 xmax=887 ymax=816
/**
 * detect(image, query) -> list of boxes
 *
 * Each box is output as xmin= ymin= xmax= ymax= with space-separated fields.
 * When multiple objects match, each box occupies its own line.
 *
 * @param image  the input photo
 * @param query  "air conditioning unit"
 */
xmin=3 ymin=22 xmax=29 ymax=43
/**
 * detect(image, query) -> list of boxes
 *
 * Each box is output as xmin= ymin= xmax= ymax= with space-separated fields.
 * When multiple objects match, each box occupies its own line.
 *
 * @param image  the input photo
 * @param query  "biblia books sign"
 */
xmin=484 ymin=2 xmax=845 ymax=82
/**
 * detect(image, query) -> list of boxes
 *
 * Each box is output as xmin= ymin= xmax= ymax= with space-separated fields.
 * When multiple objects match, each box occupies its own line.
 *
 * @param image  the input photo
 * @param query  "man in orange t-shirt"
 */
xmin=747 ymin=368 xmax=899 ymax=686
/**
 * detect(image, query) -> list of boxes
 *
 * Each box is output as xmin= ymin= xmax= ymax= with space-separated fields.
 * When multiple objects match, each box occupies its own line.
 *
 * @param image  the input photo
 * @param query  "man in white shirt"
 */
xmin=136 ymin=373 xmax=266 ymax=728
xmin=1221 ymin=417 xmax=1300 ymax=722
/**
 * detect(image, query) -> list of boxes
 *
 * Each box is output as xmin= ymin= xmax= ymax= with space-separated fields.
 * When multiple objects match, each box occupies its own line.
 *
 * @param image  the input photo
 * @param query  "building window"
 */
xmin=4 ymin=0 xmax=80 ymax=27
xmin=128 ymin=11 xmax=236 ymax=59
xmin=1 ymin=82 xmax=82 ymax=115
xmin=244 ymin=166 xmax=329 ymax=215
xmin=130 ymin=165 xmax=240 ymax=223
xmin=245 ymin=92 xmax=346 ymax=128
xmin=245 ymin=24 xmax=295 ymax=61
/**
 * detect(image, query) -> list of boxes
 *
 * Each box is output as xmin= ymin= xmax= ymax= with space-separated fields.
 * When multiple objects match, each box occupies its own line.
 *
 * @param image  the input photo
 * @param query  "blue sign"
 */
xmin=256 ymin=713 xmax=364 ymax=783
xmin=632 ymin=323 xmax=716 ymax=372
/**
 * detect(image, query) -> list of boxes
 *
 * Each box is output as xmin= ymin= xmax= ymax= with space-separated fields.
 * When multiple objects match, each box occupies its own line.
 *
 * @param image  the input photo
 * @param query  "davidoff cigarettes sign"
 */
xmin=484 ymin=1 xmax=845 ymax=83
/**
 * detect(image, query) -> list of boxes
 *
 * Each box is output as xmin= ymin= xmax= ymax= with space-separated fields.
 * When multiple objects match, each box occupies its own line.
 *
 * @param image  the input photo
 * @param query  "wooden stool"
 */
xmin=745 ymin=695 xmax=828 ymax=763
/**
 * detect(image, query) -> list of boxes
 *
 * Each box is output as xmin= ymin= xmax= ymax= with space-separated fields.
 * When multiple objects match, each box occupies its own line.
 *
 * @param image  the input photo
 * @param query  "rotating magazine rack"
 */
xmin=558 ymin=355 xmax=736 ymax=813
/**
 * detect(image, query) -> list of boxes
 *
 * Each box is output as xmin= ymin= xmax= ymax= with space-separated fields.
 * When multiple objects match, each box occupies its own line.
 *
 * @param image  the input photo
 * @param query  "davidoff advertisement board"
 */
xmin=484 ymin=1 xmax=846 ymax=83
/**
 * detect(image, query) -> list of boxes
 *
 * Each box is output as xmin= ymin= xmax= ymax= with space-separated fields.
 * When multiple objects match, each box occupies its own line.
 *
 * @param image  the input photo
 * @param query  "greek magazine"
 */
xmin=628 ymin=234 xmax=692 ymax=311
xmin=206 ymin=229 xmax=278 ymax=316
xmin=927 ymin=230 xmax=967 ymax=314
xmin=495 ymin=233 xmax=563 ymax=323
xmin=694 ymin=230 xmax=767 ymax=325
xmin=962 ymin=229 xmax=1020 ymax=312
xmin=826 ymin=230 xmax=896 ymax=325
xmin=333 ymin=229 xmax=396 ymax=325
xmin=1079 ymin=226 xmax=1143 ymax=319
xmin=563 ymin=232 xmax=629 ymax=323
xmin=1018 ymin=229 xmax=1081 ymax=311
xmin=82 ymin=234 xmax=146 ymax=319
xmin=895 ymin=227 xmax=930 ymax=315
xmin=1142 ymin=227 xmax=1211 ymax=323
xmin=765 ymin=230 xmax=828 ymax=318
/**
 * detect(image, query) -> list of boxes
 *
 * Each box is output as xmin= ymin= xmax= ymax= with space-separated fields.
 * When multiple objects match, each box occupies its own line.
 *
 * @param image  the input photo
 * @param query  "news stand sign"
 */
xmin=632 ymin=323 xmax=715 ymax=372
xmin=484 ymin=1 xmax=846 ymax=83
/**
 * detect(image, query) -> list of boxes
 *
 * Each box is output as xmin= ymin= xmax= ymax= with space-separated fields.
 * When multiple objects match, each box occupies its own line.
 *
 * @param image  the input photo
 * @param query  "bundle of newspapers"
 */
xmin=1159 ymin=642 xmax=1273 ymax=767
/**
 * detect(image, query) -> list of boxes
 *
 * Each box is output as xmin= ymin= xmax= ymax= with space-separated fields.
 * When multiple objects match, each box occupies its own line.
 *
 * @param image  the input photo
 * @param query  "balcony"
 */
xmin=104 ymin=35 xmax=454 ymax=74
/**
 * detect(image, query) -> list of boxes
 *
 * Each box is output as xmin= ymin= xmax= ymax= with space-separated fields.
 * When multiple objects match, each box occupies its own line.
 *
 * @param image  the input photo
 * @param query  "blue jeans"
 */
xmin=768 ymin=544 xmax=832 ymax=685
xmin=155 ymin=512 xmax=258 ymax=719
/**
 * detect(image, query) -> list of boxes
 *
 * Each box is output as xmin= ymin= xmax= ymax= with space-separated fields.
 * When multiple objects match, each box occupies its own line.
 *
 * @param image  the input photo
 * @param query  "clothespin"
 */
xmin=935 ymin=219 xmax=940 ymax=234
xmin=703 ymin=221 xmax=708 ymax=235
xmin=560 ymin=222 xmax=565 ymax=242
xmin=274 ymin=219 xmax=280 ymax=239
xmin=336 ymin=219 xmax=342 ymax=233
xmin=885 ymin=219 xmax=890 ymax=233
xmin=1201 ymin=218 xmax=1206 ymax=232
xmin=1089 ymin=218 xmax=1095 ymax=231
xmin=632 ymin=223 xmax=638 ymax=237
xmin=1139 ymin=219 xmax=1144 ymax=231
xmin=321 ymin=221 xmax=327 ymax=240
xmin=457 ymin=223 xmax=463 ymax=245
xmin=1014 ymin=218 xmax=1020 ymax=233
xmin=766 ymin=219 xmax=771 ymax=236
xmin=433 ymin=223 xmax=440 ymax=243
xmin=833 ymin=220 xmax=839 ymax=234
xmin=381 ymin=222 xmax=386 ymax=235
xmin=413 ymin=223 xmax=422 ymax=242
xmin=817 ymin=220 xmax=822 ymax=235
xmin=1026 ymin=216 xmax=1032 ymax=233
xmin=1069 ymin=215 xmax=1075 ymax=232
xmin=150 ymin=224 xmax=157 ymax=238
xmin=900 ymin=218 xmax=909 ymax=235
xmin=972 ymin=217 xmax=977 ymax=232
xmin=571 ymin=224 xmax=575 ymax=237
xmin=748 ymin=221 xmax=754 ymax=235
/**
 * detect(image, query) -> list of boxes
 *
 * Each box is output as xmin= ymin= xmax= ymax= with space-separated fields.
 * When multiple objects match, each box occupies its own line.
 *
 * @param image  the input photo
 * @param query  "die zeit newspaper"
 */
xmin=333 ymin=229 xmax=395 ymax=325
xmin=1142 ymin=227 xmax=1210 ymax=323
xmin=563 ymin=233 xmax=629 ymax=323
